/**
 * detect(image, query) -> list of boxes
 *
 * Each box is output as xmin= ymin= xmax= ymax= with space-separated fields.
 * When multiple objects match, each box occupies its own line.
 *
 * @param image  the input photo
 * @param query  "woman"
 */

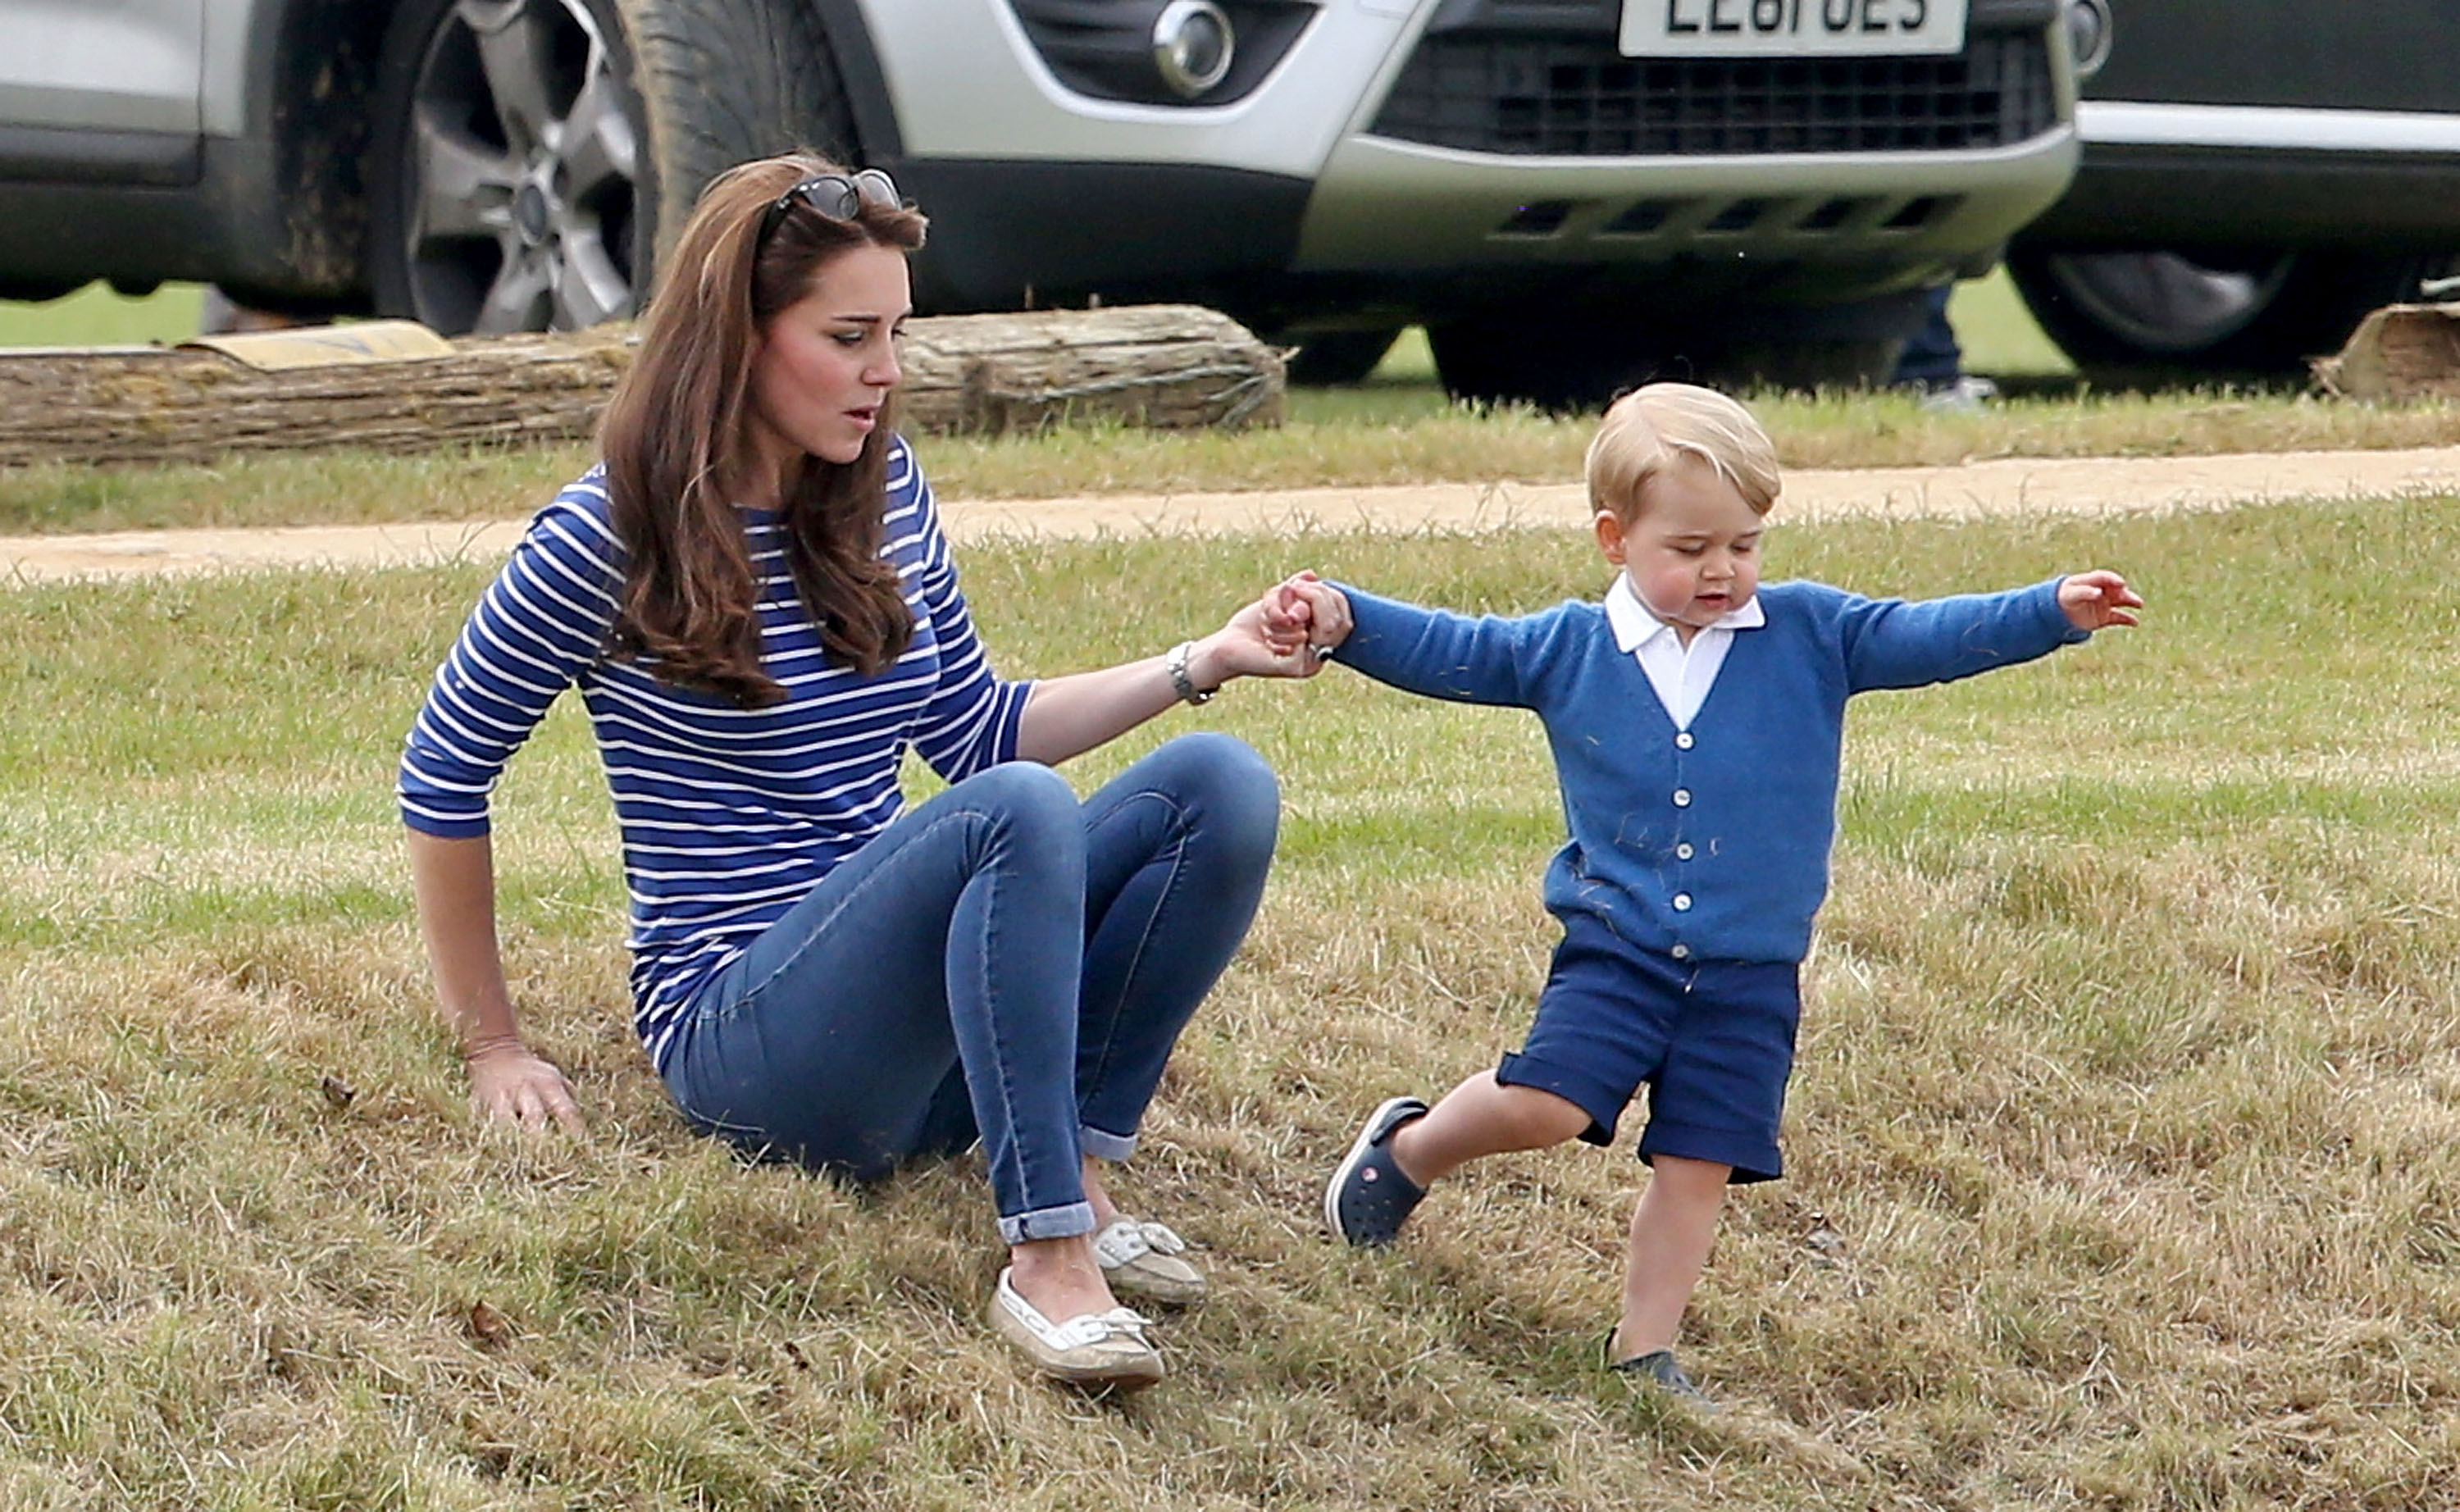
xmin=399 ymin=153 xmax=1333 ymax=1391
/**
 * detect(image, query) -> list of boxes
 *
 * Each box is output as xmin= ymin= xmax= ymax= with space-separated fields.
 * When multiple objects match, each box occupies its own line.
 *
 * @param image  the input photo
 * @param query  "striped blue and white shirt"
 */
xmin=399 ymin=437 xmax=1033 ymax=1069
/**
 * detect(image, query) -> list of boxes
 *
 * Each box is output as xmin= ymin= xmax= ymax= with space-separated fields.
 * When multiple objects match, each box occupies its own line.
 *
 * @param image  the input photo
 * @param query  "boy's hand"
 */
xmin=1271 ymin=572 xmax=1353 ymax=660
xmin=2058 ymin=570 xmax=2142 ymax=631
xmin=1260 ymin=572 xmax=1314 ymax=657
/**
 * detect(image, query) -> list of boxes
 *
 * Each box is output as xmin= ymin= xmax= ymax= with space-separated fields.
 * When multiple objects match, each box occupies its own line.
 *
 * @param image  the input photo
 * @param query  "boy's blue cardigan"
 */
xmin=1331 ymin=577 xmax=2089 ymax=966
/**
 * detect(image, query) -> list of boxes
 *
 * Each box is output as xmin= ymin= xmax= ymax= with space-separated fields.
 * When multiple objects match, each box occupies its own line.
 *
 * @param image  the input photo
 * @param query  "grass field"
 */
xmin=0 ymin=283 xmax=207 ymax=348
xmin=7 ymin=496 xmax=2460 ymax=1507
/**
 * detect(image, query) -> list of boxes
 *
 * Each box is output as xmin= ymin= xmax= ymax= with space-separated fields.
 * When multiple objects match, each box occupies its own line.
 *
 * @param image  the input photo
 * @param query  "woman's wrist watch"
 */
xmin=1166 ymin=640 xmax=1217 ymax=705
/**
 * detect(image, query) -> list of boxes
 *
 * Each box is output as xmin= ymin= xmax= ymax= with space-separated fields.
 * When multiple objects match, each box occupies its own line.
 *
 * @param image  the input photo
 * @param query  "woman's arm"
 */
xmin=399 ymin=493 xmax=622 ymax=1132
xmin=408 ymin=829 xmax=584 ymax=1133
xmin=1013 ymin=639 xmax=1219 ymax=767
xmin=1013 ymin=579 xmax=1337 ymax=765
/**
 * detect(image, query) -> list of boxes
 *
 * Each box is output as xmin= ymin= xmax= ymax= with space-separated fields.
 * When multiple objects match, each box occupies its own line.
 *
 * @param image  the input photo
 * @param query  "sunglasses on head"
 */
xmin=755 ymin=167 xmax=904 ymax=248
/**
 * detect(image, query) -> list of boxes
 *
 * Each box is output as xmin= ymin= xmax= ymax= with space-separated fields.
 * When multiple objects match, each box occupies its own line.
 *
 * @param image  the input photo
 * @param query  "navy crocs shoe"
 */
xmin=1323 ymin=1095 xmax=1430 ymax=1246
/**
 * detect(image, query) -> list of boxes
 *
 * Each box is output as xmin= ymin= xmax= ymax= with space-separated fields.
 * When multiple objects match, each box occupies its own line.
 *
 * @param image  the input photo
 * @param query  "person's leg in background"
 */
xmin=1890 ymin=280 xmax=1997 ymax=411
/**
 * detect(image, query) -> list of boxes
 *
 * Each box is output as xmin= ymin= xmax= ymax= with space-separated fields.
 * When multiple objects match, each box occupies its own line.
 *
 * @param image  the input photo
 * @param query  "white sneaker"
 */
xmin=1918 ymin=374 xmax=1999 ymax=412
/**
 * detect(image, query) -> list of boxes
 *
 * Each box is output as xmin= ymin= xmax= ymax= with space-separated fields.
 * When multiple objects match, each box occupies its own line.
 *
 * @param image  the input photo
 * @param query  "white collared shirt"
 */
xmin=1603 ymin=574 xmax=1765 ymax=730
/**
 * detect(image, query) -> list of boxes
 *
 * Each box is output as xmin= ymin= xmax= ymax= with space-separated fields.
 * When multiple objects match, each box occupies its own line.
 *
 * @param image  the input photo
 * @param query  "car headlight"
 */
xmin=1009 ymin=0 xmax=1317 ymax=106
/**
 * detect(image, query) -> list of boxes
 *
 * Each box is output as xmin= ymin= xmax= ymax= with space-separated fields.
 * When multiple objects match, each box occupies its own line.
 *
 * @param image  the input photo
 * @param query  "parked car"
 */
xmin=2007 ymin=0 xmax=2460 ymax=376
xmin=0 ymin=0 xmax=2082 ymax=405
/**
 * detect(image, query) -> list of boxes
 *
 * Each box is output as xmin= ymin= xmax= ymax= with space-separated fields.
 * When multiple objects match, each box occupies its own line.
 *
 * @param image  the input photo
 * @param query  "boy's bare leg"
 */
xmin=1612 ymin=1154 xmax=1731 ymax=1360
xmin=1388 ymin=1071 xmax=1592 ymax=1186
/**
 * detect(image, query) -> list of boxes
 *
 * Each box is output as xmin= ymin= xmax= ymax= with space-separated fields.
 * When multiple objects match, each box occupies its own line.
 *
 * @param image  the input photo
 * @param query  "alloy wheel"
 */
xmin=396 ymin=0 xmax=641 ymax=333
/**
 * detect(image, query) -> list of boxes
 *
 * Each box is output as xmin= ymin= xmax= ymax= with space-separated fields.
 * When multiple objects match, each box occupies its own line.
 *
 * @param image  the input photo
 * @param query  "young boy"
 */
xmin=1282 ymin=382 xmax=2139 ymax=1405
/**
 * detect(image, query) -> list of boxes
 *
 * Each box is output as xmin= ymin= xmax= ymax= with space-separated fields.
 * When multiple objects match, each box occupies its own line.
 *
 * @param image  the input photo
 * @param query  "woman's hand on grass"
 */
xmin=464 ymin=1034 xmax=584 ymax=1134
xmin=2059 ymin=570 xmax=2143 ymax=631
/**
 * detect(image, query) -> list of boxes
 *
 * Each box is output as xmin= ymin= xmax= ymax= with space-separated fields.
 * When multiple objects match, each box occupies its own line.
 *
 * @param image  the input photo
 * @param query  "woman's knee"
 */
xmin=1152 ymin=731 xmax=1281 ymax=855
xmin=947 ymin=760 xmax=1084 ymax=861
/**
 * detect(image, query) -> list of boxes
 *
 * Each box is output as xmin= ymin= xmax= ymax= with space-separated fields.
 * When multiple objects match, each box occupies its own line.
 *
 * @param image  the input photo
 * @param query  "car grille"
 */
xmin=1370 ymin=30 xmax=2057 ymax=157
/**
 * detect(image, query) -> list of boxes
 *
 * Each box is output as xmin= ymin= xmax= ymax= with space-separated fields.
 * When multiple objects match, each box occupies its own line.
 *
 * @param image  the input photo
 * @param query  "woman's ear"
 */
xmin=1594 ymin=508 xmax=1628 ymax=567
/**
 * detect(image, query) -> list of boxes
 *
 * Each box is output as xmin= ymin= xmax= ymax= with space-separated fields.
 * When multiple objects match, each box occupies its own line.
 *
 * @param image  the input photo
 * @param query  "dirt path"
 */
xmin=7 ymin=446 xmax=2458 ymax=586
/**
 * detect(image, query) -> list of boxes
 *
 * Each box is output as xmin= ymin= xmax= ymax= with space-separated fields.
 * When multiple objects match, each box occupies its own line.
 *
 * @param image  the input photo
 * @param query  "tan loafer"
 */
xmin=989 ymin=1268 xmax=1164 ymax=1390
xmin=1092 ymin=1216 xmax=1208 ymax=1307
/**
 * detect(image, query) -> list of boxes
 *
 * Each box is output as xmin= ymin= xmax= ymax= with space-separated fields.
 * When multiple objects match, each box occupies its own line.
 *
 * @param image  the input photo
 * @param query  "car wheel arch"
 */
xmin=804 ymin=0 xmax=902 ymax=162
xmin=198 ymin=0 xmax=399 ymax=301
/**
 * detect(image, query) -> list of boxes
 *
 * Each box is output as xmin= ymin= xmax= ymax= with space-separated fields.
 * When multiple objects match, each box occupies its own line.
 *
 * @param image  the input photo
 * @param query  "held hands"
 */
xmin=1260 ymin=571 xmax=1352 ymax=665
xmin=464 ymin=1032 xmax=584 ymax=1135
xmin=1202 ymin=571 xmax=1355 ymax=683
xmin=2058 ymin=570 xmax=2143 ymax=632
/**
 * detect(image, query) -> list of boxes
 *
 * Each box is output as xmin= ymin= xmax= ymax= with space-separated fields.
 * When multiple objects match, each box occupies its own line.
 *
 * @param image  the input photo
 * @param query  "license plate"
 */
xmin=1620 ymin=0 xmax=1968 ymax=57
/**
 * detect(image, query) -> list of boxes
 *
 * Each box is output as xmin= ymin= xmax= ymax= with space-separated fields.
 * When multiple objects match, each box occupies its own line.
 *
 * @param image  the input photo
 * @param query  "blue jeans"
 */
xmin=659 ymin=732 xmax=1279 ymax=1245
xmin=1890 ymin=281 xmax=1964 ymax=389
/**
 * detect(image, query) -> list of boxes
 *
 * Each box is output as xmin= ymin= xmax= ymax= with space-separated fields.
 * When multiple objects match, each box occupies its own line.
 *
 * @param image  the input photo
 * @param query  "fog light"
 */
xmin=1154 ymin=0 xmax=1235 ymax=99
xmin=2066 ymin=0 xmax=2112 ymax=80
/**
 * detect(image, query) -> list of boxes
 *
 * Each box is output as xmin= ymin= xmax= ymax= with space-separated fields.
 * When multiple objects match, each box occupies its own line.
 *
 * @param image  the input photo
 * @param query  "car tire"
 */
xmin=1283 ymin=329 xmax=1401 ymax=387
xmin=367 ymin=0 xmax=863 ymax=335
xmin=2007 ymin=248 xmax=2451 ymax=376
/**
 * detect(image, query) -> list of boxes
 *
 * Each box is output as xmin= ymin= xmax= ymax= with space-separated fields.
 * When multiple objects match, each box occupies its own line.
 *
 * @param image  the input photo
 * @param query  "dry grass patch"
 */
xmin=7 ymin=499 xmax=2460 ymax=1505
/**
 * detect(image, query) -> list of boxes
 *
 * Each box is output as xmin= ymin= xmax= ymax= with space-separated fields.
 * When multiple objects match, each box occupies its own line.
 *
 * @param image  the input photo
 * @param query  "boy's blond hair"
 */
xmin=1584 ymin=382 xmax=1782 ymax=523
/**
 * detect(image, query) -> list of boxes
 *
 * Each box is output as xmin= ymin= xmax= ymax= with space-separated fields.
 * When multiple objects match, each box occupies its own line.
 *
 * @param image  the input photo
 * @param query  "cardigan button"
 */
xmin=1675 ymin=731 xmax=1694 ymax=749
xmin=1673 ymin=893 xmax=1692 ymax=910
xmin=1672 ymin=789 xmax=1692 ymax=807
xmin=1676 ymin=843 xmax=1694 ymax=860
xmin=1670 ymin=943 xmax=1692 ymax=960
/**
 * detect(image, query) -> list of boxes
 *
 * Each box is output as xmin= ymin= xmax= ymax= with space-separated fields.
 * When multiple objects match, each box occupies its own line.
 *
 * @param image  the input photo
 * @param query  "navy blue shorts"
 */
xmin=1495 ymin=916 xmax=1801 ymax=1184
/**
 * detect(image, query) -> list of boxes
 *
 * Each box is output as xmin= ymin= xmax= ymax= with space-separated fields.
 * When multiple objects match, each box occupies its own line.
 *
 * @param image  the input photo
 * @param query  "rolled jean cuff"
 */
xmin=1079 ymin=1124 xmax=1139 ymax=1161
xmin=999 ymin=1200 xmax=1097 ymax=1246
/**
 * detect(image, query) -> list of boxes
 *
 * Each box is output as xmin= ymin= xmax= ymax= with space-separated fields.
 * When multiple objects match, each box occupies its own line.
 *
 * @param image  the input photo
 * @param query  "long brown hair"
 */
xmin=596 ymin=153 xmax=929 ymax=707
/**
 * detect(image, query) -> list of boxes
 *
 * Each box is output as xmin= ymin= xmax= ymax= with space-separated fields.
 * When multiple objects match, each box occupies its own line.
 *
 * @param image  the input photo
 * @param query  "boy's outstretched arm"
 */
xmin=2059 ymin=570 xmax=2143 ymax=631
xmin=1840 ymin=571 xmax=2132 ymax=692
